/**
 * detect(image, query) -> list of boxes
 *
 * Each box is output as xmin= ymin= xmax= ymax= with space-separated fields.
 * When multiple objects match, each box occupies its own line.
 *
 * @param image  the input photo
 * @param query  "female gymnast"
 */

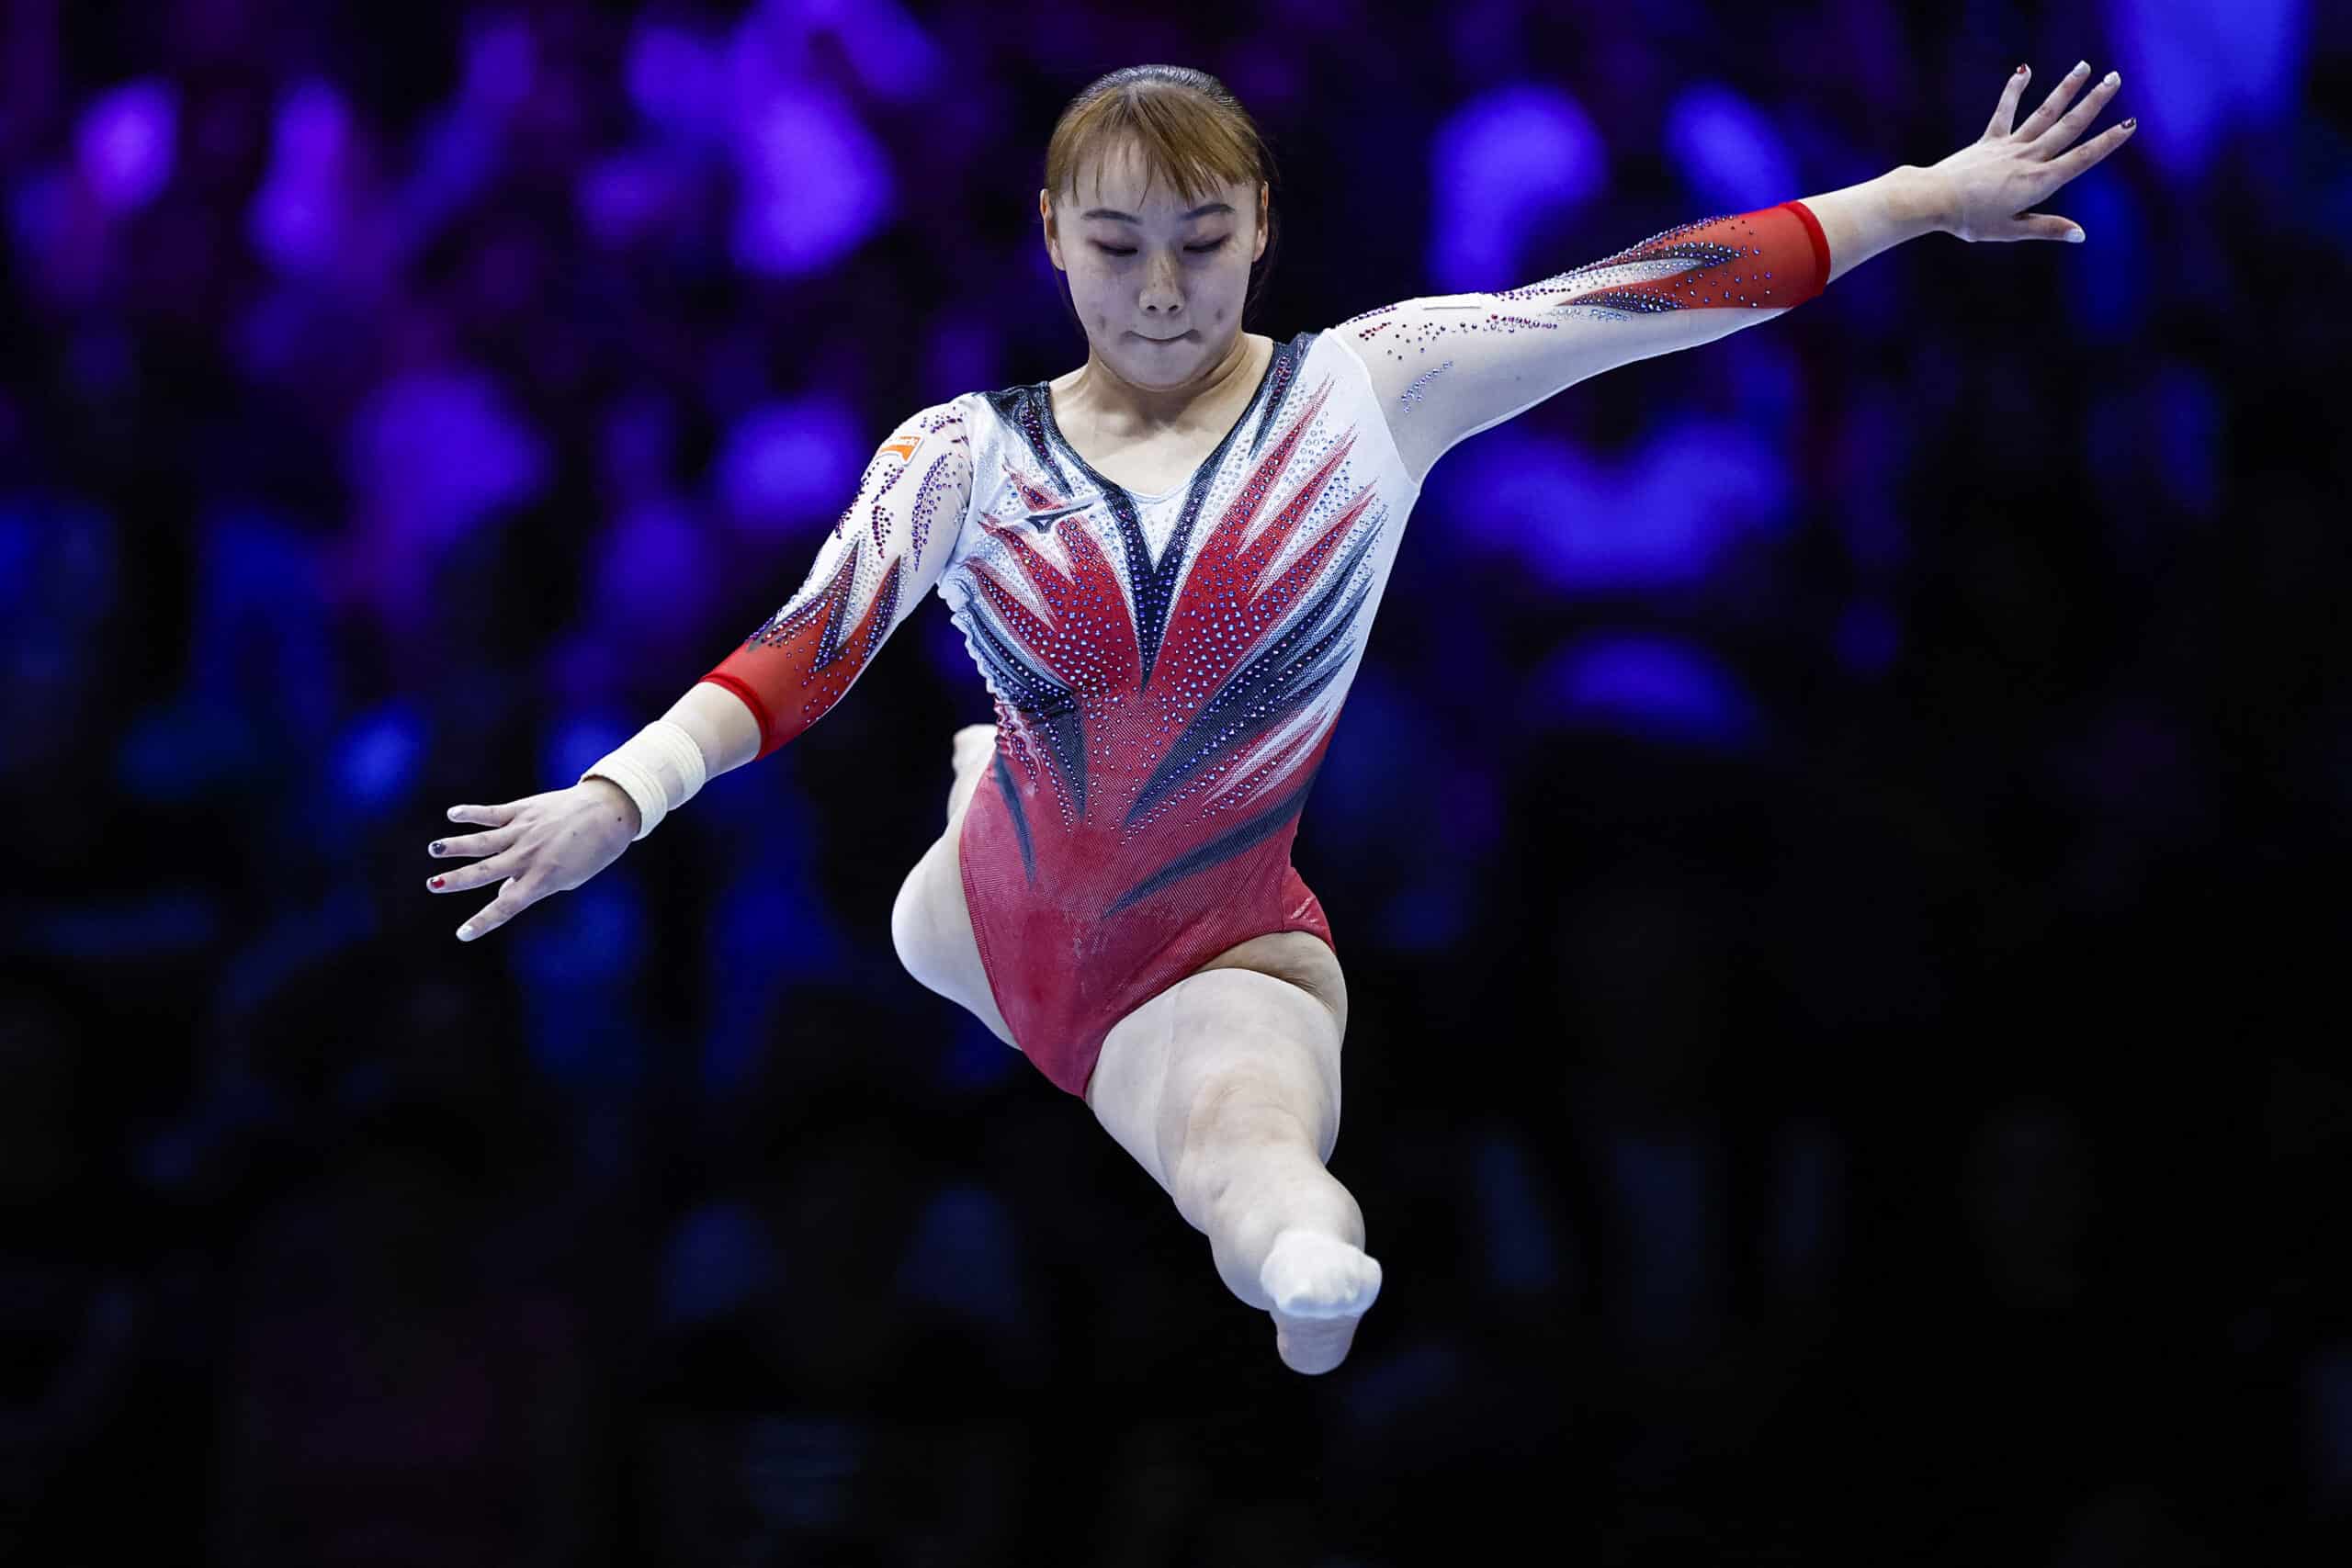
xmin=424 ymin=62 xmax=2134 ymax=1375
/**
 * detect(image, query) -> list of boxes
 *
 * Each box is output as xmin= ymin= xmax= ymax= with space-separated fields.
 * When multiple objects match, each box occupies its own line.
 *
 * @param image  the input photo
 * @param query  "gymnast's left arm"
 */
xmin=1334 ymin=59 xmax=2137 ymax=486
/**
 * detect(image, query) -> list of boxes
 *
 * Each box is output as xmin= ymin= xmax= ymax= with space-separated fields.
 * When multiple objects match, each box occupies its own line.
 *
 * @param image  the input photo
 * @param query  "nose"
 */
xmin=1138 ymin=252 xmax=1185 ymax=318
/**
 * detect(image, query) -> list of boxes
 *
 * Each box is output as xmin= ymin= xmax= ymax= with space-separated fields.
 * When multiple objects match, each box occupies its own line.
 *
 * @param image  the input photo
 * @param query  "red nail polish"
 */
xmin=430 ymin=876 xmax=446 ymax=888
xmin=2016 ymin=63 xmax=2029 ymax=75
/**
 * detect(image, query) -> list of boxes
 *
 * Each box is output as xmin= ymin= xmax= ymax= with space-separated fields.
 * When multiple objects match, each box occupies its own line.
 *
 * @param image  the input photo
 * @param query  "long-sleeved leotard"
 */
xmin=1340 ymin=199 xmax=1831 ymax=484
xmin=693 ymin=200 xmax=1831 ymax=1099
xmin=699 ymin=403 xmax=976 ymax=758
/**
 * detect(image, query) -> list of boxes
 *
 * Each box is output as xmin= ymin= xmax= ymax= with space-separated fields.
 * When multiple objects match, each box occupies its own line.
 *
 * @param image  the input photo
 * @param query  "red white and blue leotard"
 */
xmin=698 ymin=201 xmax=1833 ymax=1098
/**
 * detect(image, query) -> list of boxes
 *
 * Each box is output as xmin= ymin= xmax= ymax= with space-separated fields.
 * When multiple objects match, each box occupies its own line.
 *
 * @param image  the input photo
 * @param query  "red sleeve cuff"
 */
xmin=1780 ymin=199 xmax=1833 ymax=296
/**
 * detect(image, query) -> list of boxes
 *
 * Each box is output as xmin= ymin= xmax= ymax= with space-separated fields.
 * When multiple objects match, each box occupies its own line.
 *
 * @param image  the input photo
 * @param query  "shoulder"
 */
xmin=1305 ymin=319 xmax=1392 ymax=400
xmin=883 ymin=394 xmax=988 ymax=446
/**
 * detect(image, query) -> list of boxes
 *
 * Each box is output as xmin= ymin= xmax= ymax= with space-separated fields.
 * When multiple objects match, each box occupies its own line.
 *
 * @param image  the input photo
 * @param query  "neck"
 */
xmin=1062 ymin=332 xmax=1266 ymax=434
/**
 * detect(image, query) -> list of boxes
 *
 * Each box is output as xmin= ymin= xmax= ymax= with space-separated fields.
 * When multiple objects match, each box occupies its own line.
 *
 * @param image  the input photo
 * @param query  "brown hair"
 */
xmin=1042 ymin=64 xmax=1282 ymax=327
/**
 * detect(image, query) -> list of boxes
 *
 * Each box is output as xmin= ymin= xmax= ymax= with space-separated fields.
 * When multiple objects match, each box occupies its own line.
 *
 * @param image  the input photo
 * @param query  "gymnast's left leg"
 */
xmin=1084 ymin=962 xmax=1382 ymax=1375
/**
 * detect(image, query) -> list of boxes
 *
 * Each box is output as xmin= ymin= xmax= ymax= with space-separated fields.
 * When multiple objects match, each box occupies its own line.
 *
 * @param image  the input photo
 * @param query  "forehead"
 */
xmin=1065 ymin=138 xmax=1250 ymax=214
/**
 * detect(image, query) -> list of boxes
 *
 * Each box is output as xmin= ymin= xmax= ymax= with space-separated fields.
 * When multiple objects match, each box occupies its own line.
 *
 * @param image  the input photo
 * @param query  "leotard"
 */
xmin=698 ymin=201 xmax=1833 ymax=1097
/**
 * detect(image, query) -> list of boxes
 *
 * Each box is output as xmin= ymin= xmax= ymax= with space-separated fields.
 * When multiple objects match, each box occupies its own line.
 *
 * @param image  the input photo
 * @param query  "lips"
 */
xmin=1134 ymin=332 xmax=1189 ymax=343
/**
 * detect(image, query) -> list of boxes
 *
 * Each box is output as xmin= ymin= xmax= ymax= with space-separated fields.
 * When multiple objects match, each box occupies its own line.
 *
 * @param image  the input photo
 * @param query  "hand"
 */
xmin=1920 ymin=61 xmax=2137 ymax=243
xmin=426 ymin=781 xmax=638 ymax=942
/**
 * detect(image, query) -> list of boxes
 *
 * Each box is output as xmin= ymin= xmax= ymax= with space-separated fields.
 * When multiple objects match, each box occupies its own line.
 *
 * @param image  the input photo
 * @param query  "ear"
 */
xmin=1039 ymin=187 xmax=1063 ymax=270
xmin=1253 ymin=182 xmax=1269 ymax=262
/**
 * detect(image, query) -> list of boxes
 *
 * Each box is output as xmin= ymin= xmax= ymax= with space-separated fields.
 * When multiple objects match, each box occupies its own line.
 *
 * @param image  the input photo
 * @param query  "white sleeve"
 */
xmin=696 ymin=399 xmax=976 ymax=760
xmin=1329 ymin=200 xmax=1834 ymax=486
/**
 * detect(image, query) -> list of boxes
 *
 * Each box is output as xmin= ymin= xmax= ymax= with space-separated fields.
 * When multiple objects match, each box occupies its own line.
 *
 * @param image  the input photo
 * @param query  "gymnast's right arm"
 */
xmin=429 ymin=400 xmax=975 ymax=943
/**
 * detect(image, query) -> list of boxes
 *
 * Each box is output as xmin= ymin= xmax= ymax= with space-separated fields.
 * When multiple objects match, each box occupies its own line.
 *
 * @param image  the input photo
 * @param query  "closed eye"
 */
xmin=1092 ymin=239 xmax=1230 ymax=256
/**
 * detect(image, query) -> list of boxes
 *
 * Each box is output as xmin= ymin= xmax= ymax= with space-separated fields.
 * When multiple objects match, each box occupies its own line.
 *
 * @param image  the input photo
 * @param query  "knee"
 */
xmin=1186 ymin=1074 xmax=1319 ymax=1152
xmin=1168 ymin=1073 xmax=1335 ymax=1218
xmin=888 ymin=859 xmax=937 ymax=987
xmin=1169 ymin=1010 xmax=1341 ymax=1163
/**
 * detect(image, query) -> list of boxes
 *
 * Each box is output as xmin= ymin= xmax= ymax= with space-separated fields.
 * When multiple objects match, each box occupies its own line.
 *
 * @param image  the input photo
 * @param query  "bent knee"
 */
xmin=889 ymin=853 xmax=944 ymax=988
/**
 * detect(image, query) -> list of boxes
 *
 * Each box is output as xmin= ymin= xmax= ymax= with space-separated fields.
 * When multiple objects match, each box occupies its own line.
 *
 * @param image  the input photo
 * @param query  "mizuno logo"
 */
xmin=1023 ymin=502 xmax=1088 ymax=530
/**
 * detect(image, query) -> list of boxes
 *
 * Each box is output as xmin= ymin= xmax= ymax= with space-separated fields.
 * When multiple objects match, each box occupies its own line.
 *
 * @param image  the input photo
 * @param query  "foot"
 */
xmin=1260 ymin=1228 xmax=1382 ymax=1375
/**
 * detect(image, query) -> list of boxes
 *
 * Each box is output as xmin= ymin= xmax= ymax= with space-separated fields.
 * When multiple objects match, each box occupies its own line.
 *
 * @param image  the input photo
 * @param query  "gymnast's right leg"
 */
xmin=1085 ymin=964 xmax=1382 ymax=1376
xmin=889 ymin=723 xmax=1016 ymax=1048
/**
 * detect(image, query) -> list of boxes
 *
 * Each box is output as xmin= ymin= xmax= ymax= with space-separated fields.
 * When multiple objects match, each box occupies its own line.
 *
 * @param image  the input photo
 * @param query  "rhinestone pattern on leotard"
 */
xmin=697 ymin=402 xmax=973 ymax=758
xmin=1337 ymin=201 xmax=1828 ymax=361
xmin=952 ymin=338 xmax=1376 ymax=839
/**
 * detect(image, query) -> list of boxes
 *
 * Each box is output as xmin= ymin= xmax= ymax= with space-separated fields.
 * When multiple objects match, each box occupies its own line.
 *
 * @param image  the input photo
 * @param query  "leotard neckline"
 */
xmin=1035 ymin=334 xmax=1288 ymax=505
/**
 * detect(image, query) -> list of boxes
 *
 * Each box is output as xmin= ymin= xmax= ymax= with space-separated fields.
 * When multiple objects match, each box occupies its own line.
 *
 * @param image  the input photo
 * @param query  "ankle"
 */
xmin=1200 ymin=1159 xmax=1363 ymax=1310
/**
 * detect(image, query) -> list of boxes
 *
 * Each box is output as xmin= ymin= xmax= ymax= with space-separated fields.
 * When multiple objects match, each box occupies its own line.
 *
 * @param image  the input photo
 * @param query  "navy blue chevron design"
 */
xmin=1035 ymin=330 xmax=1318 ymax=695
xmin=985 ymin=384 xmax=1073 ymax=495
xmin=955 ymin=580 xmax=1089 ymax=818
xmin=991 ymin=749 xmax=1035 ymax=885
xmin=1103 ymin=756 xmax=1327 ymax=916
xmin=1126 ymin=512 xmax=1382 ymax=827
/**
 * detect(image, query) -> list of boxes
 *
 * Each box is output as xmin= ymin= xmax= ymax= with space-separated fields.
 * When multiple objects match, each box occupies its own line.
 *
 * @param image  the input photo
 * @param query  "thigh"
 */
xmin=890 ymin=818 xmax=1018 ymax=1050
xmin=1083 ymin=963 xmax=1345 ymax=1206
xmin=1186 ymin=931 xmax=1349 ymax=1042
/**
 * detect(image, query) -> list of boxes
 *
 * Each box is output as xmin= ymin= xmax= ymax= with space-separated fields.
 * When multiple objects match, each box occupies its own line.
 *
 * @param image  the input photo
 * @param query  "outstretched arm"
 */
xmin=435 ymin=405 xmax=975 ymax=944
xmin=695 ymin=401 xmax=976 ymax=761
xmin=1335 ymin=60 xmax=2135 ymax=487
xmin=580 ymin=400 xmax=976 ymax=835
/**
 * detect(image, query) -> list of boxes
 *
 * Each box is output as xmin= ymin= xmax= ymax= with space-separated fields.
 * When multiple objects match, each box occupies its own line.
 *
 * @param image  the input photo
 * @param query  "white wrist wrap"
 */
xmin=579 ymin=719 xmax=709 ymax=840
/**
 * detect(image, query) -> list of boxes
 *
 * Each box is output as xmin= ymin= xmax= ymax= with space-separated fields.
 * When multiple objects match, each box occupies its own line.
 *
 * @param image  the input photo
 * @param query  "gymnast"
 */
xmin=425 ymin=62 xmax=2134 ymax=1374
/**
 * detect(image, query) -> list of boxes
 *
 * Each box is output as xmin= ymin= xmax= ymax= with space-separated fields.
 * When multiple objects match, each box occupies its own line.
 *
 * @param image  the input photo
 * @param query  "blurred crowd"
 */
xmin=3 ymin=0 xmax=2348 ymax=1562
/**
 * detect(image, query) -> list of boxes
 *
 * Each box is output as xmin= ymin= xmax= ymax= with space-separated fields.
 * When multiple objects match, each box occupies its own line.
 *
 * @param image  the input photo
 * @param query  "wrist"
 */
xmin=579 ymin=719 xmax=708 ymax=840
xmin=580 ymin=773 xmax=644 ymax=839
xmin=1893 ymin=164 xmax=1955 ymax=234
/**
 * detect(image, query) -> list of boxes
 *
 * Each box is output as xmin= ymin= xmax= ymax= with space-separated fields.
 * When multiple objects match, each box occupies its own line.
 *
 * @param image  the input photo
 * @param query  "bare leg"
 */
xmin=890 ymin=722 xmax=1018 ymax=1048
xmin=946 ymin=722 xmax=994 ymax=822
xmin=1181 ymin=1078 xmax=1383 ymax=1376
xmin=1088 ymin=966 xmax=1382 ymax=1375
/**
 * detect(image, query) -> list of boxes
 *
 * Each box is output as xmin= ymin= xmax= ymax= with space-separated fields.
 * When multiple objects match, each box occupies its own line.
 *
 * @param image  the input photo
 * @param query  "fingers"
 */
xmin=428 ymin=825 xmax=515 ymax=864
xmin=455 ymin=876 xmax=539 ymax=943
xmin=426 ymin=839 xmax=520 ymax=896
xmin=1985 ymin=62 xmax=2031 ymax=141
xmin=2011 ymin=214 xmax=2086 ymax=244
xmin=2032 ymin=68 xmax=2122 ymax=158
xmin=2045 ymin=117 xmax=2137 ymax=183
xmin=2012 ymin=59 xmax=2093 ymax=143
xmin=433 ymin=802 xmax=530 ymax=941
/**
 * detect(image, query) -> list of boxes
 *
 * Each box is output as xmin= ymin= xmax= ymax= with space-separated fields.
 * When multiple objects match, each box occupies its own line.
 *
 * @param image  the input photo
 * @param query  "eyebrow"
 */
xmin=1081 ymin=202 xmax=1235 ymax=223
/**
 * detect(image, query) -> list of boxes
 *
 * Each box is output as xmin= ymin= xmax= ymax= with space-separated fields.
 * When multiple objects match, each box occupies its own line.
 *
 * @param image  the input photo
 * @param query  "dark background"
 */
xmin=4 ymin=0 xmax=2346 ymax=1562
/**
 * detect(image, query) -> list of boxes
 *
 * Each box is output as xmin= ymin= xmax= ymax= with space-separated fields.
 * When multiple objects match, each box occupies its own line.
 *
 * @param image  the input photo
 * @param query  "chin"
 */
xmin=1121 ymin=342 xmax=1193 ymax=372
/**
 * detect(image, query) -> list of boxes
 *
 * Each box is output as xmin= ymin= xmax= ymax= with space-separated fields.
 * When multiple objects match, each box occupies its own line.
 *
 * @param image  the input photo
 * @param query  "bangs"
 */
xmin=1046 ymin=79 xmax=1265 ymax=210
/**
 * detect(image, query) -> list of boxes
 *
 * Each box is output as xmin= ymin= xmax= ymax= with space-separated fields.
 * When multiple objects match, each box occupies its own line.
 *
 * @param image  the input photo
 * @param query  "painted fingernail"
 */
xmin=430 ymin=840 xmax=445 ymax=855
xmin=2016 ymin=63 xmax=2029 ymax=76
xmin=2123 ymin=117 xmax=2136 ymax=130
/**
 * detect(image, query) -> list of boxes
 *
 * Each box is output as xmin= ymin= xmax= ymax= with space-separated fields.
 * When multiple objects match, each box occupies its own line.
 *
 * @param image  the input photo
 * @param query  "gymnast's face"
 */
xmin=1041 ymin=140 xmax=1269 ymax=391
